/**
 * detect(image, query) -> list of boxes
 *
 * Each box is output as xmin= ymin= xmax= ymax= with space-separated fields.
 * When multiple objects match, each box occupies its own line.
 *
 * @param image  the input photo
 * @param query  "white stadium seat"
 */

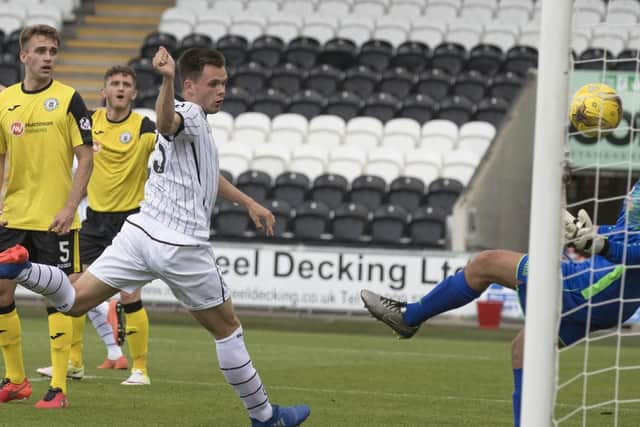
xmin=307 ymin=115 xmax=346 ymax=150
xmin=302 ymin=15 xmax=339 ymax=45
xmin=457 ymin=121 xmax=496 ymax=158
xmin=344 ymin=116 xmax=383 ymax=152
xmin=403 ymin=148 xmax=442 ymax=188
xmin=232 ymin=112 xmax=271 ymax=150
xmin=251 ymin=143 xmax=292 ymax=180
xmin=326 ymin=145 xmax=367 ymax=183
xmin=364 ymin=146 xmax=405 ymax=184
xmin=289 ymin=144 xmax=329 ymax=181
xmin=218 ymin=144 xmax=253 ymax=179
xmin=268 ymin=113 xmax=309 ymax=151
xmin=441 ymin=149 xmax=479 ymax=185
xmin=420 ymin=119 xmax=459 ymax=155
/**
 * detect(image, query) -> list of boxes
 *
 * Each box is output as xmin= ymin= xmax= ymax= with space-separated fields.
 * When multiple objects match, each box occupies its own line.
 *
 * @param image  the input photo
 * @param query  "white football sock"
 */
xmin=88 ymin=302 xmax=122 ymax=359
xmin=16 ymin=263 xmax=75 ymax=312
xmin=215 ymin=326 xmax=273 ymax=422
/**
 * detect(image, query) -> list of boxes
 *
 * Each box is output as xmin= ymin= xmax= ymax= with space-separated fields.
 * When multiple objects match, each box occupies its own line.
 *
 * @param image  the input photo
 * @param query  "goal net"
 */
xmin=523 ymin=1 xmax=640 ymax=425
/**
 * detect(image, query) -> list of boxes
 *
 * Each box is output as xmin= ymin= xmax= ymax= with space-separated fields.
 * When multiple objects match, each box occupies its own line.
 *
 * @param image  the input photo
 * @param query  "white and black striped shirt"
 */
xmin=140 ymin=101 xmax=218 ymax=240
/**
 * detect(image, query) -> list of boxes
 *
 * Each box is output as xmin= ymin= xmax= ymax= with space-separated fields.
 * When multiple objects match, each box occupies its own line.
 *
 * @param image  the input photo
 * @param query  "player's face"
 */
xmin=102 ymin=73 xmax=137 ymax=111
xmin=187 ymin=65 xmax=227 ymax=114
xmin=20 ymin=35 xmax=58 ymax=81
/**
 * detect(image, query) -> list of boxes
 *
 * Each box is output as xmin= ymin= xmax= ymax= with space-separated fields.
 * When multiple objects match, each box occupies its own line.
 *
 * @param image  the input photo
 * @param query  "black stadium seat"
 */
xmin=324 ymin=91 xmax=363 ymax=121
xmin=268 ymin=62 xmax=306 ymax=96
xmin=140 ymin=32 xmax=178 ymax=59
xmin=465 ymin=43 xmax=504 ymax=76
xmin=303 ymin=63 xmax=343 ymax=96
xmin=310 ymin=173 xmax=349 ymax=209
xmin=369 ymin=204 xmax=408 ymax=244
xmin=262 ymin=199 xmax=292 ymax=237
xmin=283 ymin=36 xmax=321 ymax=70
xmin=286 ymin=89 xmax=326 ymax=119
xmin=216 ymin=34 xmax=249 ymax=67
xmin=317 ymin=37 xmax=358 ymax=70
xmin=331 ymin=202 xmax=369 ymax=242
xmin=177 ymin=33 xmax=214 ymax=56
xmin=248 ymin=35 xmax=285 ymax=68
xmin=415 ymin=68 xmax=452 ymax=101
xmin=474 ymin=96 xmax=509 ymax=127
xmin=378 ymin=67 xmax=415 ymax=99
xmin=0 ymin=58 xmax=20 ymax=86
xmin=409 ymin=205 xmax=446 ymax=247
xmin=221 ymin=86 xmax=252 ymax=117
xmin=430 ymin=42 xmax=467 ymax=75
xmin=272 ymin=172 xmax=311 ymax=207
xmin=615 ymin=49 xmax=639 ymax=71
xmin=502 ymin=45 xmax=538 ymax=76
xmin=128 ymin=58 xmax=158 ymax=91
xmin=489 ymin=72 xmax=525 ymax=103
xmin=388 ymin=176 xmax=426 ymax=212
xmin=291 ymin=200 xmax=330 ymax=240
xmin=436 ymin=95 xmax=474 ymax=126
xmin=349 ymin=174 xmax=387 ymax=210
xmin=236 ymin=170 xmax=272 ymax=203
xmin=361 ymin=92 xmax=401 ymax=122
xmin=231 ymin=61 xmax=269 ymax=93
xmin=342 ymin=65 xmax=379 ymax=99
xmin=357 ymin=39 xmax=394 ymax=72
xmin=250 ymin=88 xmax=288 ymax=118
xmin=576 ymin=47 xmax=615 ymax=70
xmin=397 ymin=93 xmax=437 ymax=123
xmin=451 ymin=70 xmax=488 ymax=103
xmin=389 ymin=41 xmax=430 ymax=73
xmin=134 ymin=88 xmax=158 ymax=109
xmin=2 ymin=30 xmax=20 ymax=60
xmin=213 ymin=200 xmax=251 ymax=237
xmin=425 ymin=178 xmax=464 ymax=214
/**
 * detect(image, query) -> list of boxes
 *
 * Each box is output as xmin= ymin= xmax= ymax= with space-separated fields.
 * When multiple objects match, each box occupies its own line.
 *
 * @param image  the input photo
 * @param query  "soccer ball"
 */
xmin=569 ymin=83 xmax=622 ymax=138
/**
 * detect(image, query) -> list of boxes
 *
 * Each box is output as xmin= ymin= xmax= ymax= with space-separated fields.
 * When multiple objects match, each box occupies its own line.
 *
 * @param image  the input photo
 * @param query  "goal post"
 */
xmin=521 ymin=0 xmax=573 ymax=425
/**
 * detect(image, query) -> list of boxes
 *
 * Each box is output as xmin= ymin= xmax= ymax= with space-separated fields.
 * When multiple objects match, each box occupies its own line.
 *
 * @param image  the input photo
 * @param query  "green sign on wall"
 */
xmin=569 ymin=70 xmax=640 ymax=170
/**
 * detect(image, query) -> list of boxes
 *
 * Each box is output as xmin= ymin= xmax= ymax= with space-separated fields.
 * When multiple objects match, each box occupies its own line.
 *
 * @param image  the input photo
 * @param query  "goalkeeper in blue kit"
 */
xmin=360 ymin=180 xmax=640 ymax=426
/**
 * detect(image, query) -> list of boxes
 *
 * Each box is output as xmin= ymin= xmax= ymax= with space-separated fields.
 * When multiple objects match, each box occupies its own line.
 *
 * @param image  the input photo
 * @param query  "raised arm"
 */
xmin=152 ymin=46 xmax=181 ymax=135
xmin=218 ymin=174 xmax=275 ymax=236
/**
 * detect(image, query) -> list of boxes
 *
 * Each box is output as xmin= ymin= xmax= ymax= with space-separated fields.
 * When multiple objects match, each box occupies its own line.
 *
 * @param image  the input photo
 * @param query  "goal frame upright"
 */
xmin=521 ymin=0 xmax=573 ymax=425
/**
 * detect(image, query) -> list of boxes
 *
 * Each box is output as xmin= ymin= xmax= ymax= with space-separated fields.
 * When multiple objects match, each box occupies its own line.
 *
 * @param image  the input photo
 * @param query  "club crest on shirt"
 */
xmin=10 ymin=121 xmax=24 ymax=136
xmin=79 ymin=117 xmax=91 ymax=131
xmin=44 ymin=97 xmax=59 ymax=111
xmin=119 ymin=131 xmax=132 ymax=144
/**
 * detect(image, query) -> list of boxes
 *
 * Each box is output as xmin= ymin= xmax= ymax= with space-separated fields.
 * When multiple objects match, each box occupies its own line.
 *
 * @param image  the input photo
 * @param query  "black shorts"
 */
xmin=79 ymin=207 xmax=139 ymax=265
xmin=0 ymin=227 xmax=80 ymax=275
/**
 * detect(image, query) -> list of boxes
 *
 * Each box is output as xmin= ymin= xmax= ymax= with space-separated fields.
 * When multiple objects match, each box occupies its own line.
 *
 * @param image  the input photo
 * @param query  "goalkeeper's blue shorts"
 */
xmin=515 ymin=254 xmax=640 ymax=346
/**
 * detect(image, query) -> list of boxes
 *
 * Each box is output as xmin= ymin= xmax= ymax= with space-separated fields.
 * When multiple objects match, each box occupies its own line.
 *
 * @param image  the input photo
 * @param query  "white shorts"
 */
xmin=88 ymin=214 xmax=229 ymax=310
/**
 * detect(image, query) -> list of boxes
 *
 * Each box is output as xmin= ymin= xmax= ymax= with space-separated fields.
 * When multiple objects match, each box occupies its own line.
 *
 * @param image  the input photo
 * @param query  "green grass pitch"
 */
xmin=3 ymin=306 xmax=640 ymax=426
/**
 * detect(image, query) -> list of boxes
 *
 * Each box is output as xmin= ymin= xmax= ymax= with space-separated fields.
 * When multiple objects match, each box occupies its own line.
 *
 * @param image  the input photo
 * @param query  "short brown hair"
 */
xmin=103 ymin=65 xmax=137 ymax=86
xmin=19 ymin=25 xmax=60 ymax=51
xmin=177 ymin=48 xmax=225 ymax=84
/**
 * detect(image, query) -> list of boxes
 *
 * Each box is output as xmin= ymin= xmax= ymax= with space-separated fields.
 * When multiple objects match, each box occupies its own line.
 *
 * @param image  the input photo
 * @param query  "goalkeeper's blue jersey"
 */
xmin=597 ymin=179 xmax=640 ymax=265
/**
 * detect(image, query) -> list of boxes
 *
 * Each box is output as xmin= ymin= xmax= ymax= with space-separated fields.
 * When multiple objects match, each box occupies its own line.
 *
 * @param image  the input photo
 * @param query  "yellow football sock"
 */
xmin=69 ymin=315 xmax=85 ymax=368
xmin=125 ymin=305 xmax=149 ymax=374
xmin=48 ymin=311 xmax=72 ymax=394
xmin=0 ymin=305 xmax=25 ymax=383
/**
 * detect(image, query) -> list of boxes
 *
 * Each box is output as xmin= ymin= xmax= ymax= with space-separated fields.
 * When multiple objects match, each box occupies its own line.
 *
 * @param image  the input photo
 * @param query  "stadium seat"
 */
xmin=615 ymin=49 xmax=640 ymax=71
xmin=397 ymin=94 xmax=437 ymax=124
xmin=282 ymin=36 xmax=321 ymax=69
xmin=364 ymin=146 xmax=405 ymax=184
xmin=373 ymin=15 xmax=408 ymax=47
xmin=459 ymin=0 xmax=497 ymax=24
xmin=436 ymin=95 xmax=474 ymax=126
xmin=237 ymin=170 xmax=272 ymax=203
xmin=324 ymin=91 xmax=363 ymax=121
xmin=430 ymin=42 xmax=467 ymax=75
xmin=495 ymin=0 xmax=532 ymax=25
xmin=213 ymin=200 xmax=251 ymax=237
xmin=262 ymin=199 xmax=293 ymax=237
xmin=388 ymin=0 xmax=423 ymax=18
xmin=232 ymin=112 xmax=271 ymax=149
xmin=337 ymin=15 xmax=374 ymax=47
xmin=344 ymin=116 xmax=384 ymax=152
xmin=403 ymin=148 xmax=442 ymax=187
xmin=303 ymin=63 xmax=343 ymax=96
xmin=273 ymin=172 xmax=311 ymax=207
xmin=219 ymin=169 xmax=234 ymax=183
xmin=409 ymin=205 xmax=447 ymax=247
xmin=0 ymin=59 xmax=20 ymax=86
xmin=281 ymin=0 xmax=315 ymax=16
xmin=211 ymin=0 xmax=246 ymax=14
xmin=250 ymin=89 xmax=289 ymax=118
xmin=445 ymin=19 xmax=482 ymax=52
xmin=216 ymin=34 xmax=249 ymax=67
xmin=349 ymin=174 xmax=387 ymax=211
xmin=409 ymin=17 xmax=446 ymax=48
xmin=361 ymin=92 xmax=401 ymax=123
xmin=289 ymin=144 xmax=329 ymax=181
xmin=232 ymin=61 xmax=269 ymax=93
xmin=465 ymin=44 xmax=504 ymax=77
xmin=575 ymin=47 xmax=615 ymax=70
xmin=248 ymin=35 xmax=285 ymax=68
xmin=457 ymin=121 xmax=496 ymax=158
xmin=250 ymin=143 xmax=292 ymax=180
xmin=381 ymin=118 xmax=421 ymax=153
xmin=315 ymin=0 xmax=352 ymax=18
xmin=605 ymin=0 xmax=639 ymax=24
xmin=341 ymin=65 xmax=379 ymax=99
xmin=474 ymin=96 xmax=509 ymax=127
xmin=291 ymin=200 xmax=330 ymax=240
xmin=331 ymin=202 xmax=369 ymax=242
xmin=245 ymin=0 xmax=280 ymax=16
xmin=420 ymin=119 xmax=458 ymax=153
xmin=266 ymin=14 xmax=303 ymax=44
xmin=440 ymin=149 xmax=478 ymax=185
xmin=134 ymin=89 xmax=158 ymax=109
xmin=424 ymin=0 xmax=460 ymax=20
xmin=590 ymin=27 xmax=626 ymax=57
xmin=415 ymin=68 xmax=453 ymax=102
xmin=229 ymin=14 xmax=266 ymax=43
xmin=451 ymin=70 xmax=488 ymax=103
xmin=369 ymin=203 xmax=408 ymax=244
xmin=306 ymin=114 xmax=346 ymax=149
xmin=352 ymin=0 xmax=387 ymax=18
xmin=194 ymin=12 xmax=232 ymax=41
xmin=317 ymin=37 xmax=358 ymax=70
xmin=301 ymin=15 xmax=338 ymax=45
xmin=208 ymin=110 xmax=234 ymax=144
xmin=378 ymin=67 xmax=415 ymax=99
xmin=218 ymin=144 xmax=253 ymax=181
xmin=177 ymin=33 xmax=214 ymax=57
xmin=357 ymin=39 xmax=394 ymax=73
xmin=627 ymin=27 xmax=640 ymax=50
xmin=425 ymin=177 xmax=464 ymax=213
xmin=480 ymin=22 xmax=518 ymax=53
xmin=268 ymin=113 xmax=308 ymax=150
xmin=221 ymin=86 xmax=252 ymax=117
xmin=25 ymin=5 xmax=62 ymax=30
xmin=310 ymin=173 xmax=349 ymax=209
xmin=140 ymin=32 xmax=178 ymax=59
xmin=388 ymin=176 xmax=426 ymax=212
xmin=326 ymin=145 xmax=367 ymax=183
xmin=286 ymin=89 xmax=326 ymax=120
xmin=389 ymin=41 xmax=430 ymax=74
xmin=503 ymin=45 xmax=538 ymax=76
xmin=268 ymin=62 xmax=306 ymax=96
xmin=489 ymin=71 xmax=524 ymax=102
xmin=0 ymin=17 xmax=22 ymax=41
xmin=517 ymin=21 xmax=540 ymax=49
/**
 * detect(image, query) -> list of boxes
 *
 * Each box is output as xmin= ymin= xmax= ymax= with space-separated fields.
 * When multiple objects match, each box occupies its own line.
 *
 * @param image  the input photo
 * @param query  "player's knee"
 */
xmin=0 ymin=281 xmax=17 ymax=305
xmin=467 ymin=250 xmax=500 ymax=281
xmin=120 ymin=289 xmax=141 ymax=304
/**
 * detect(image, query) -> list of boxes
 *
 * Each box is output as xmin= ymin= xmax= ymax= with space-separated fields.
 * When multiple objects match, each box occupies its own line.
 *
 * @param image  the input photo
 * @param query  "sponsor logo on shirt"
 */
xmin=10 ymin=121 xmax=24 ymax=136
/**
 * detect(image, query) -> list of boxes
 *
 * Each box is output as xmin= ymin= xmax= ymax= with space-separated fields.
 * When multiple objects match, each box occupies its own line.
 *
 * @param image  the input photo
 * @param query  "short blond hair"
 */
xmin=19 ymin=25 xmax=60 ymax=51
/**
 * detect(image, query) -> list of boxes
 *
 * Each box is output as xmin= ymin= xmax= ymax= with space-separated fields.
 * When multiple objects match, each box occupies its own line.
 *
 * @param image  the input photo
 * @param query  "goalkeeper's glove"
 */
xmin=568 ymin=209 xmax=607 ymax=254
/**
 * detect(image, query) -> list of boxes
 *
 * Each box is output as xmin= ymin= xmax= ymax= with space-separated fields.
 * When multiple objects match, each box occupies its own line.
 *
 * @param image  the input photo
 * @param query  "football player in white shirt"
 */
xmin=0 ymin=46 xmax=310 ymax=426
